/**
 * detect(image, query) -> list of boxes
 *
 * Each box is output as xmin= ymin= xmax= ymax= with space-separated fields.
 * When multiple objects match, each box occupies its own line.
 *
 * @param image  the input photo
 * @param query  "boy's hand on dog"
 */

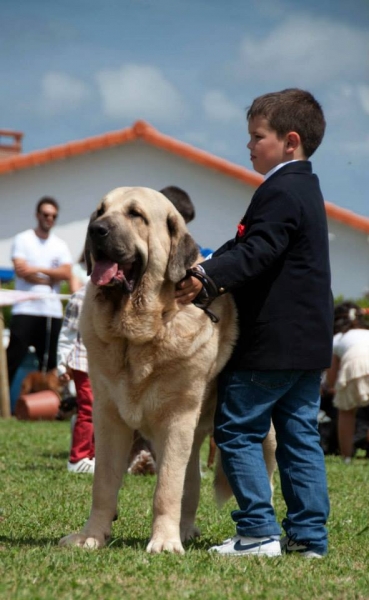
xmin=175 ymin=276 xmax=203 ymax=304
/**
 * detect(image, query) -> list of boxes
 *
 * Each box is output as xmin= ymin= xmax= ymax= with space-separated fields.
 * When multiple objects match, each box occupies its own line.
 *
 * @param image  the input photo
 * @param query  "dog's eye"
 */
xmin=128 ymin=208 xmax=142 ymax=218
xmin=128 ymin=208 xmax=148 ymax=224
xmin=96 ymin=205 xmax=104 ymax=217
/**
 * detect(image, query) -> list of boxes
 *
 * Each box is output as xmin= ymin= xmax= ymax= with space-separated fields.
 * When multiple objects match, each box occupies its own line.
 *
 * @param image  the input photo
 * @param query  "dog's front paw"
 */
xmin=146 ymin=536 xmax=185 ymax=554
xmin=180 ymin=523 xmax=201 ymax=542
xmin=58 ymin=532 xmax=107 ymax=549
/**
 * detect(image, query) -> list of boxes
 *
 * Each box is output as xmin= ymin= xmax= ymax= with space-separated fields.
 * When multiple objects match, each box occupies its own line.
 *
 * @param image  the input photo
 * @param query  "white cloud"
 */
xmin=203 ymin=90 xmax=243 ymax=122
xmin=235 ymin=15 xmax=368 ymax=87
xmin=95 ymin=64 xmax=187 ymax=122
xmin=40 ymin=72 xmax=90 ymax=114
xmin=358 ymin=85 xmax=369 ymax=114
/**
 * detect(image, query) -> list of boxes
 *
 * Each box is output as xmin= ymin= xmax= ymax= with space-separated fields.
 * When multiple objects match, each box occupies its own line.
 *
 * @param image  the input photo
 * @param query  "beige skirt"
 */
xmin=333 ymin=345 xmax=369 ymax=410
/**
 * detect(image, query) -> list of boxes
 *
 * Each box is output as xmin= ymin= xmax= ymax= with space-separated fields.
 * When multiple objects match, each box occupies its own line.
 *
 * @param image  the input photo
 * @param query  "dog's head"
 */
xmin=85 ymin=187 xmax=199 ymax=294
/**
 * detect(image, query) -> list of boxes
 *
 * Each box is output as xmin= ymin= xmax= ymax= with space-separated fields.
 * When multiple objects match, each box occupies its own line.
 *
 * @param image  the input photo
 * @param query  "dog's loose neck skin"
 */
xmin=88 ymin=274 xmax=192 ymax=345
xmin=81 ymin=274 xmax=215 ymax=386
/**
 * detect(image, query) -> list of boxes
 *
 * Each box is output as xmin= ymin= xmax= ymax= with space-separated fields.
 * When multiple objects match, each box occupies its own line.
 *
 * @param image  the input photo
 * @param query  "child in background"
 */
xmin=325 ymin=302 xmax=369 ymax=463
xmin=69 ymin=250 xmax=89 ymax=293
xmin=159 ymin=185 xmax=213 ymax=258
xmin=176 ymin=88 xmax=333 ymax=558
xmin=57 ymin=285 xmax=94 ymax=474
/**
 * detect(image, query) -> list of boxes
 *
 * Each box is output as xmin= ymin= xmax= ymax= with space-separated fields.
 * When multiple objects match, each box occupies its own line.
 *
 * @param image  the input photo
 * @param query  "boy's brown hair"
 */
xmin=247 ymin=88 xmax=326 ymax=158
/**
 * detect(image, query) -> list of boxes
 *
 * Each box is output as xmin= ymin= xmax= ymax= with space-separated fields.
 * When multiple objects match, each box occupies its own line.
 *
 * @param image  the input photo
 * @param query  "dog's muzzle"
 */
xmin=88 ymin=220 xmax=141 ymax=293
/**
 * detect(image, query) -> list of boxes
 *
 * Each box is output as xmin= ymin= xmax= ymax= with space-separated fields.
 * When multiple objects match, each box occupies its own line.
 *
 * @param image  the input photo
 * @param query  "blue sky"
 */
xmin=1 ymin=0 xmax=369 ymax=216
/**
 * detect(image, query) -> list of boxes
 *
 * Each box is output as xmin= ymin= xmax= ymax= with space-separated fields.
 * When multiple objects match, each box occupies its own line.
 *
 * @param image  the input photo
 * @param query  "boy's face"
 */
xmin=247 ymin=116 xmax=289 ymax=175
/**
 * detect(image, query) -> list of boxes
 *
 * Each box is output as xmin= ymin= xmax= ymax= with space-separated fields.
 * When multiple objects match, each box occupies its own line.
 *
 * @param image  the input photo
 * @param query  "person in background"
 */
xmin=160 ymin=185 xmax=195 ymax=223
xmin=69 ymin=250 xmax=89 ymax=293
xmin=159 ymin=185 xmax=213 ymax=258
xmin=57 ymin=285 xmax=95 ymax=474
xmin=324 ymin=302 xmax=369 ymax=463
xmin=7 ymin=196 xmax=72 ymax=384
xmin=176 ymin=88 xmax=333 ymax=558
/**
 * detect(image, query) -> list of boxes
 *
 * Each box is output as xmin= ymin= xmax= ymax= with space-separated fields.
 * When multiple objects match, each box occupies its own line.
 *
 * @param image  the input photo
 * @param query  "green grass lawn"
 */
xmin=0 ymin=419 xmax=368 ymax=600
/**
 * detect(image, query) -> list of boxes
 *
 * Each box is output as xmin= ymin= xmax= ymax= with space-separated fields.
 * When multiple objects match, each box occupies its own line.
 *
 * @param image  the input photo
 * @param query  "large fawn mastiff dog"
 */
xmin=59 ymin=187 xmax=276 ymax=554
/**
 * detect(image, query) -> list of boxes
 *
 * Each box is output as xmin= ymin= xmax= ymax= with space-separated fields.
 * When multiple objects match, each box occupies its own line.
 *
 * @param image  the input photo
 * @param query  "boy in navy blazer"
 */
xmin=176 ymin=88 xmax=333 ymax=557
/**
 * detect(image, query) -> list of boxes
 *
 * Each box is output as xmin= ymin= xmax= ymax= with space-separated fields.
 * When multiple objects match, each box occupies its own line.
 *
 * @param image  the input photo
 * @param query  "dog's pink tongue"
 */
xmin=91 ymin=260 xmax=118 ymax=286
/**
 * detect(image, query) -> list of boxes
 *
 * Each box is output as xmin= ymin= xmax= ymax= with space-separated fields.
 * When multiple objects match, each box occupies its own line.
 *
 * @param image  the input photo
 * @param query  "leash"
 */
xmin=185 ymin=266 xmax=220 ymax=323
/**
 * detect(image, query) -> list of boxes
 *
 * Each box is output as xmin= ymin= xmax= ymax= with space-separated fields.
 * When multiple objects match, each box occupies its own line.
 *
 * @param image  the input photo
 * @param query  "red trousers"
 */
xmin=69 ymin=369 xmax=95 ymax=463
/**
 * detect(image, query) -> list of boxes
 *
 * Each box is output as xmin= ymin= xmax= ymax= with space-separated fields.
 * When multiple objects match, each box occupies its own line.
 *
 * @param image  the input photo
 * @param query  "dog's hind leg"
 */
xmin=59 ymin=403 xmax=133 ymax=549
xmin=180 ymin=428 xmax=207 ymax=543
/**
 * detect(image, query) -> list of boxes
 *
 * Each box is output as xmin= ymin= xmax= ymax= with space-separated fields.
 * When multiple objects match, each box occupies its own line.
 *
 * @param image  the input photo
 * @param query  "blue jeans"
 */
xmin=215 ymin=369 xmax=329 ymax=555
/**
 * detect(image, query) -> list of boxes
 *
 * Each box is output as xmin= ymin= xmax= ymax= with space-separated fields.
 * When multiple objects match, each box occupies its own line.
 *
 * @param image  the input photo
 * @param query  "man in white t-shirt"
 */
xmin=7 ymin=196 xmax=72 ymax=385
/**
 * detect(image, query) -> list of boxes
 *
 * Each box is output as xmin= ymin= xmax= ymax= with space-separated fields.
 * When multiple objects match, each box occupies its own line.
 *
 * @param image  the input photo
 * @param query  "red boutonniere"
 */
xmin=237 ymin=223 xmax=246 ymax=237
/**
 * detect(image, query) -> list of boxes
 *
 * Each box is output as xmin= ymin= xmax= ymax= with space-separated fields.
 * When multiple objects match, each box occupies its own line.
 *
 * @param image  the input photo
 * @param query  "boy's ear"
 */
xmin=286 ymin=131 xmax=300 ymax=153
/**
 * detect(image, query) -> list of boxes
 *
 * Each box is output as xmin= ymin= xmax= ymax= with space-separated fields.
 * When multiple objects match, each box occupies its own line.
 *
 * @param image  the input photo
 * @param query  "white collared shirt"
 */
xmin=264 ymin=160 xmax=300 ymax=181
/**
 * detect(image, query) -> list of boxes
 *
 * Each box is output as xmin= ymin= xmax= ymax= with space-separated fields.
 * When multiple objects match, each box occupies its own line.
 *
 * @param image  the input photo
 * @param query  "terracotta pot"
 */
xmin=15 ymin=390 xmax=60 ymax=421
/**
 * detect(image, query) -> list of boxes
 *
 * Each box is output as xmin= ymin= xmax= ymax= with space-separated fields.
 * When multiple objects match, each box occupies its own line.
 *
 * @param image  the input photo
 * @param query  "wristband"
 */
xmin=185 ymin=266 xmax=220 ymax=323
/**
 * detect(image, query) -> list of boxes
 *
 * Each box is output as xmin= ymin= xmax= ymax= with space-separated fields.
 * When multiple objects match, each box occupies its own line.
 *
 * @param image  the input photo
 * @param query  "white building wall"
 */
xmin=0 ymin=141 xmax=254 ymax=263
xmin=0 ymin=140 xmax=368 ymax=298
xmin=327 ymin=221 xmax=369 ymax=298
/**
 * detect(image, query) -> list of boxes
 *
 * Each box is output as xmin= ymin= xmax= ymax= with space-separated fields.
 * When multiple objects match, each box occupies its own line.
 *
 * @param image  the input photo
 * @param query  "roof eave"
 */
xmin=0 ymin=119 xmax=368 ymax=234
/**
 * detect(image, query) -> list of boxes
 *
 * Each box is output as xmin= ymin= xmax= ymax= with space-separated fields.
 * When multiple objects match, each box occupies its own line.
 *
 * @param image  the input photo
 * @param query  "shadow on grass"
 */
xmin=108 ymin=537 xmax=210 ymax=551
xmin=40 ymin=451 xmax=69 ymax=460
xmin=0 ymin=535 xmax=150 ymax=551
xmin=17 ymin=464 xmax=66 ymax=471
xmin=0 ymin=535 xmax=60 ymax=547
xmin=15 ymin=450 xmax=71 ymax=470
xmin=0 ymin=527 xmax=215 ymax=551
xmin=108 ymin=537 xmax=149 ymax=550
xmin=184 ymin=537 xmax=214 ymax=551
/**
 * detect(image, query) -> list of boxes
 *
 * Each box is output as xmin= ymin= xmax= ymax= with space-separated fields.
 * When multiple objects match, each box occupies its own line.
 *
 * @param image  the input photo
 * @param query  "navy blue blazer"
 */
xmin=203 ymin=161 xmax=334 ymax=370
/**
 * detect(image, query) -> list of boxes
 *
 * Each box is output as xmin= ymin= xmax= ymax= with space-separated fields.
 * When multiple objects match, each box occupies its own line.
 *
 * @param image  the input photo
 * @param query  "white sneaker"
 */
xmin=209 ymin=535 xmax=281 ymax=556
xmin=281 ymin=536 xmax=324 ymax=558
xmin=67 ymin=458 xmax=95 ymax=474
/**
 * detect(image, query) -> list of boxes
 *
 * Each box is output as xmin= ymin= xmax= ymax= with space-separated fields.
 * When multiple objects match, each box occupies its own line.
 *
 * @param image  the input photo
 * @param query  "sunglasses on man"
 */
xmin=38 ymin=211 xmax=58 ymax=220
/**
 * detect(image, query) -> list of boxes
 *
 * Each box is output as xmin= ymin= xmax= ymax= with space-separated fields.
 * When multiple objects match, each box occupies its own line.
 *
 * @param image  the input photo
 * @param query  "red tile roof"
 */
xmin=1 ymin=120 xmax=369 ymax=234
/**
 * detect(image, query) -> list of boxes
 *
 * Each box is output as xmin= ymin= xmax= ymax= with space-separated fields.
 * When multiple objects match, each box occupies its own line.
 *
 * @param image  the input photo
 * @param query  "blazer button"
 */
xmin=219 ymin=287 xmax=225 ymax=293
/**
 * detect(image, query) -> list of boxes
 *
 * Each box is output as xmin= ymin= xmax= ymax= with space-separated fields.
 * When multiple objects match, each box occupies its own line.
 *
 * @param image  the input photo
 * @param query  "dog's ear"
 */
xmin=84 ymin=237 xmax=92 ymax=276
xmin=166 ymin=213 xmax=199 ymax=282
xmin=85 ymin=210 xmax=97 ymax=276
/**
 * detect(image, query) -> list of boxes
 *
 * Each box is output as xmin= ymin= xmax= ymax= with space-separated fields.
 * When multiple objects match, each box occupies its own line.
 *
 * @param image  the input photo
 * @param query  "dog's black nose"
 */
xmin=89 ymin=221 xmax=110 ymax=238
